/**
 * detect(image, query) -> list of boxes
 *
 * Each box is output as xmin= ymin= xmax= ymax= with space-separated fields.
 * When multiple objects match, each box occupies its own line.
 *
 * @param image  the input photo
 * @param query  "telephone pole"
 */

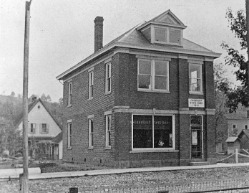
xmin=246 ymin=0 xmax=249 ymax=99
xmin=21 ymin=1 xmax=32 ymax=192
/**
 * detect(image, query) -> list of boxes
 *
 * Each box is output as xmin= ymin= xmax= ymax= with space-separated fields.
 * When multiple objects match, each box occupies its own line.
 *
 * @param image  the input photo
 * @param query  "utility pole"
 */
xmin=21 ymin=1 xmax=32 ymax=192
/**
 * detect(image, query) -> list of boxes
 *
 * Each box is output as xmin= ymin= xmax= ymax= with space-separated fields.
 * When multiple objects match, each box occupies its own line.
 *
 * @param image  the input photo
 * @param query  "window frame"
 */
xmin=137 ymin=59 xmax=169 ymax=93
xmin=105 ymin=113 xmax=112 ymax=148
xmin=105 ymin=62 xmax=112 ymax=94
xmin=68 ymin=81 xmax=72 ymax=107
xmin=67 ymin=120 xmax=72 ymax=149
xmin=152 ymin=25 xmax=182 ymax=46
xmin=30 ymin=123 xmax=36 ymax=134
xmin=88 ymin=70 xmax=94 ymax=100
xmin=40 ymin=123 xmax=49 ymax=134
xmin=189 ymin=63 xmax=203 ymax=94
xmin=131 ymin=114 xmax=175 ymax=152
xmin=88 ymin=115 xmax=94 ymax=148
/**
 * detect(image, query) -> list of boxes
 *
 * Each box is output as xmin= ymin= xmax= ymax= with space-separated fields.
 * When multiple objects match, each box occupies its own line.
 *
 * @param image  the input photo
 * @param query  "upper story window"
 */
xmin=189 ymin=63 xmax=203 ymax=94
xmin=138 ymin=59 xmax=169 ymax=92
xmin=68 ymin=81 xmax=72 ymax=106
xmin=105 ymin=62 xmax=111 ymax=94
xmin=88 ymin=70 xmax=94 ymax=99
xmin=153 ymin=26 xmax=182 ymax=45
xmin=40 ymin=123 xmax=49 ymax=134
xmin=29 ymin=123 xmax=36 ymax=134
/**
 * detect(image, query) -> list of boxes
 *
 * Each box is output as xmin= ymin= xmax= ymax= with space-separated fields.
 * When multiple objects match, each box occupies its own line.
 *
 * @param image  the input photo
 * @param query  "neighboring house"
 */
xmin=15 ymin=98 xmax=62 ymax=159
xmin=57 ymin=10 xmax=220 ymax=167
xmin=226 ymin=137 xmax=240 ymax=154
xmin=238 ymin=130 xmax=249 ymax=151
xmin=52 ymin=132 xmax=63 ymax=160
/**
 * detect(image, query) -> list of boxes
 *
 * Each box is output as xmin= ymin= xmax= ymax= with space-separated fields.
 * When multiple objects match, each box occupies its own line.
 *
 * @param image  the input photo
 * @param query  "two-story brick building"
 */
xmin=57 ymin=10 xmax=220 ymax=167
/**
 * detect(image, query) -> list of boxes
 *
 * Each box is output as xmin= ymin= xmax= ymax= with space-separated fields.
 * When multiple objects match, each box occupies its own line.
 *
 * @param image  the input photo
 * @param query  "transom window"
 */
xmin=189 ymin=63 xmax=202 ymax=93
xmin=132 ymin=115 xmax=174 ymax=150
xmin=138 ymin=59 xmax=169 ymax=92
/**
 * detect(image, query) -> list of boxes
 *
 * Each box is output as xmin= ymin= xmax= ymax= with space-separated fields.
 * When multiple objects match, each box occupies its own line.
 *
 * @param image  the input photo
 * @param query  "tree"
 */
xmin=221 ymin=8 xmax=249 ymax=112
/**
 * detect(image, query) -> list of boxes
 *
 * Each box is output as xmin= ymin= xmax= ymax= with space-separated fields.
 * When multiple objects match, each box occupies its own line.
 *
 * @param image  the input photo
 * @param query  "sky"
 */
xmin=0 ymin=0 xmax=246 ymax=102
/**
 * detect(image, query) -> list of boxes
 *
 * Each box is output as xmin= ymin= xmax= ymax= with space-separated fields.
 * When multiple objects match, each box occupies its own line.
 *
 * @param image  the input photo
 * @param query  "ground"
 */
xmin=1 ymin=166 xmax=249 ymax=192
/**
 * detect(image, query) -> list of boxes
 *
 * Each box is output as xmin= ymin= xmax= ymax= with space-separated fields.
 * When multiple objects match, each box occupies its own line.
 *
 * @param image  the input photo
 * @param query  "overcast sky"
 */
xmin=0 ymin=0 xmax=246 ymax=102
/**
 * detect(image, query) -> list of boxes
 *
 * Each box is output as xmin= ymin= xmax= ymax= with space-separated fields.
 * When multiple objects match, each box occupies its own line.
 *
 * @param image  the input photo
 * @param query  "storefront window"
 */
xmin=133 ymin=115 xmax=174 ymax=149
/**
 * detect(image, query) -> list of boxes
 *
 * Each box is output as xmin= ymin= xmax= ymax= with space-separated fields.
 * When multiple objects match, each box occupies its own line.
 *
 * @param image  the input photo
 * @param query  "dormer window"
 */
xmin=153 ymin=26 xmax=182 ymax=45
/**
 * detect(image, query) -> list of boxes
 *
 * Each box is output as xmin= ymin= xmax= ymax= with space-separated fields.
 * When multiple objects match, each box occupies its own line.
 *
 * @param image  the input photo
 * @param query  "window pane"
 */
xmin=189 ymin=78 xmax=201 ymax=91
xmin=155 ymin=27 xmax=167 ymax=42
xmin=138 ymin=75 xmax=151 ymax=89
xmin=155 ymin=61 xmax=167 ymax=76
xmin=154 ymin=116 xmax=172 ymax=148
xmin=155 ymin=76 xmax=167 ymax=90
xmin=133 ymin=115 xmax=152 ymax=148
xmin=139 ymin=60 xmax=151 ymax=74
xmin=190 ymin=64 xmax=201 ymax=78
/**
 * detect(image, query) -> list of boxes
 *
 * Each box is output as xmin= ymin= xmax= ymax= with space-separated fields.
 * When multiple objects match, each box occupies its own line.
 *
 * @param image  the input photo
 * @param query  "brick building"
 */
xmin=57 ymin=10 xmax=220 ymax=167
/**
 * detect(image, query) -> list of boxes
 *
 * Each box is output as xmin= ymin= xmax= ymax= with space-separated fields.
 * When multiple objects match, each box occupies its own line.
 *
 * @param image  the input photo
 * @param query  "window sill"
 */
xmin=67 ymin=105 xmax=72 ymax=108
xmin=105 ymin=91 xmax=112 ymax=95
xmin=130 ymin=149 xmax=179 ymax=153
xmin=138 ymin=89 xmax=170 ymax=94
xmin=105 ymin=146 xmax=111 ymax=150
xmin=67 ymin=147 xmax=72 ymax=150
xmin=189 ymin=91 xmax=203 ymax=95
xmin=88 ymin=97 xmax=93 ymax=101
xmin=88 ymin=146 xmax=93 ymax=150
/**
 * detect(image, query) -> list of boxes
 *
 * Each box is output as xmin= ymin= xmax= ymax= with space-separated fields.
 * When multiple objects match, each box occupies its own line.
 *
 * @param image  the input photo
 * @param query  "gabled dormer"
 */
xmin=137 ymin=10 xmax=187 ymax=46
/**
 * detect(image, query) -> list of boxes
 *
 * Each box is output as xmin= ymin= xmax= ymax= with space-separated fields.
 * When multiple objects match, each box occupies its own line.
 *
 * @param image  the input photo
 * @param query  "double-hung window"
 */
xmin=132 ymin=115 xmax=175 ymax=151
xmin=88 ymin=115 xmax=94 ymax=148
xmin=40 ymin=123 xmax=49 ymax=134
xmin=189 ymin=63 xmax=202 ymax=93
xmin=29 ymin=123 xmax=36 ymax=134
xmin=138 ymin=59 xmax=169 ymax=92
xmin=88 ymin=70 xmax=94 ymax=99
xmin=67 ymin=120 xmax=72 ymax=149
xmin=68 ymin=82 xmax=72 ymax=106
xmin=105 ymin=114 xmax=111 ymax=148
xmin=105 ymin=62 xmax=111 ymax=94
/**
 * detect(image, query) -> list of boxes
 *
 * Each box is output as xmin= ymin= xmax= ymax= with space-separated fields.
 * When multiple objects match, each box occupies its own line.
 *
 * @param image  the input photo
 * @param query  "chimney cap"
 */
xmin=94 ymin=16 xmax=104 ymax=23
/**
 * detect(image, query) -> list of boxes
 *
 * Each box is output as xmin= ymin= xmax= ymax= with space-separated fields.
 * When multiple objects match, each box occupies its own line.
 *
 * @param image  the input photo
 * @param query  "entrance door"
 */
xmin=190 ymin=115 xmax=203 ymax=159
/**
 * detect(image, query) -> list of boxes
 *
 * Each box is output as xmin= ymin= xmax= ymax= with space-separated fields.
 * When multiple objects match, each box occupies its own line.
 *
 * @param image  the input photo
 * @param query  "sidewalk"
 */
xmin=1 ymin=162 xmax=249 ymax=180
xmin=28 ymin=162 xmax=249 ymax=180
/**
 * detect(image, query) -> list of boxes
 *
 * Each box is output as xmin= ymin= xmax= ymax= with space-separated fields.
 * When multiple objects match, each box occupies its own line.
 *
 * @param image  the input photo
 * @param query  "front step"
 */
xmin=190 ymin=161 xmax=210 ymax=166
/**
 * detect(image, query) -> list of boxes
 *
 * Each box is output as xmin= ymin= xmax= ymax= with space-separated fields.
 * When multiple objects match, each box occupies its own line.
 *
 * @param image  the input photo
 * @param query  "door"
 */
xmin=190 ymin=115 xmax=203 ymax=159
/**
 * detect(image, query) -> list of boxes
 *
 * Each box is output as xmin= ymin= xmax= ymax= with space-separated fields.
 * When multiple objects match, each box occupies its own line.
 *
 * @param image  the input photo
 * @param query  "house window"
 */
xmin=40 ymin=123 xmax=49 ymax=134
xmin=189 ymin=63 xmax=202 ymax=93
xmin=153 ymin=26 xmax=181 ymax=45
xmin=67 ymin=121 xmax=72 ymax=149
xmin=105 ymin=114 xmax=111 ymax=148
xmin=88 ymin=70 xmax=94 ymax=99
xmin=233 ymin=124 xmax=237 ymax=129
xmin=138 ymin=59 xmax=169 ymax=92
xmin=105 ymin=62 xmax=111 ymax=94
xmin=68 ymin=82 xmax=72 ymax=106
xmin=29 ymin=123 xmax=36 ymax=134
xmin=88 ymin=117 xmax=94 ymax=148
xmin=132 ymin=115 xmax=174 ymax=150
xmin=245 ymin=125 xmax=248 ymax=130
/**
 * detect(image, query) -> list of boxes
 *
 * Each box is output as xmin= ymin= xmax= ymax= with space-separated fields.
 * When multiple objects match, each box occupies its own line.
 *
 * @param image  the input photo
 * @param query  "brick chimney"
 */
xmin=94 ymin=16 xmax=104 ymax=52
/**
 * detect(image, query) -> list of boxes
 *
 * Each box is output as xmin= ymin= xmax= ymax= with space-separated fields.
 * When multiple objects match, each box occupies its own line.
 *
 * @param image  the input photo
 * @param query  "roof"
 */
xmin=238 ymin=129 xmax=249 ymax=139
xmin=52 ymin=132 xmax=62 ymax=144
xmin=225 ymin=112 xmax=248 ymax=120
xmin=14 ymin=98 xmax=62 ymax=130
xmin=226 ymin=137 xmax=239 ymax=143
xmin=57 ymin=10 xmax=220 ymax=80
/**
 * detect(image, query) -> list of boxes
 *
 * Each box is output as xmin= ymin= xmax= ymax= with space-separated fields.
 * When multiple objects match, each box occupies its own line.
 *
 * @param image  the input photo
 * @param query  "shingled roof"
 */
xmin=57 ymin=9 xmax=220 ymax=80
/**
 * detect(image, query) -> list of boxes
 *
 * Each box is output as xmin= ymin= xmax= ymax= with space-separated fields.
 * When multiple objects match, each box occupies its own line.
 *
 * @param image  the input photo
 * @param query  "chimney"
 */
xmin=94 ymin=16 xmax=104 ymax=52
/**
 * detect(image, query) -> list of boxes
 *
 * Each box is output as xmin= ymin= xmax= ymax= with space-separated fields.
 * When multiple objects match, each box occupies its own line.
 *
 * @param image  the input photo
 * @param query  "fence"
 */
xmin=75 ymin=178 xmax=249 ymax=193
xmin=217 ymin=149 xmax=249 ymax=163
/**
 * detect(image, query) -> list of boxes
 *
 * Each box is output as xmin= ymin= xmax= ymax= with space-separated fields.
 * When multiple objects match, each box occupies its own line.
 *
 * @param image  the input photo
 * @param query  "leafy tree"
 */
xmin=221 ymin=8 xmax=249 ymax=112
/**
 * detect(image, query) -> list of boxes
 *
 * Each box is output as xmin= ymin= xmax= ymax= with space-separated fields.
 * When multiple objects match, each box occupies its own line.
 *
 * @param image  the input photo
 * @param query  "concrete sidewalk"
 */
xmin=1 ymin=163 xmax=249 ymax=180
xmin=28 ymin=162 xmax=249 ymax=180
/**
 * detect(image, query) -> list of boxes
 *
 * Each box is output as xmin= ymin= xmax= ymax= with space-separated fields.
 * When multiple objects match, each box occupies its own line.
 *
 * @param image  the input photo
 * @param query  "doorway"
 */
xmin=190 ymin=115 xmax=203 ymax=159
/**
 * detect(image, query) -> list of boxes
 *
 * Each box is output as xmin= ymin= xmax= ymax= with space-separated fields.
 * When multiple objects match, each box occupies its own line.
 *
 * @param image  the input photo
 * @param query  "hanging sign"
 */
xmin=188 ymin=98 xmax=205 ymax=108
